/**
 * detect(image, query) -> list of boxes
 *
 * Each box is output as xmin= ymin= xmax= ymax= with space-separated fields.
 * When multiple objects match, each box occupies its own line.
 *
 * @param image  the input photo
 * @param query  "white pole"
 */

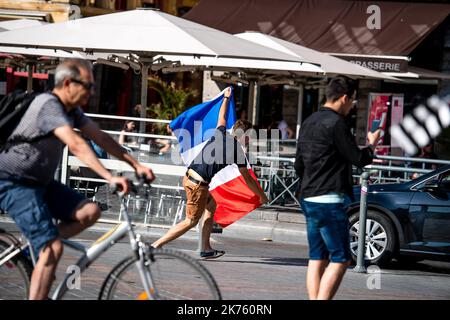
xmin=60 ymin=146 xmax=69 ymax=185
xmin=197 ymin=213 xmax=204 ymax=253
xmin=139 ymin=64 xmax=149 ymax=141
xmin=296 ymin=84 xmax=304 ymax=139
xmin=248 ymin=81 xmax=259 ymax=125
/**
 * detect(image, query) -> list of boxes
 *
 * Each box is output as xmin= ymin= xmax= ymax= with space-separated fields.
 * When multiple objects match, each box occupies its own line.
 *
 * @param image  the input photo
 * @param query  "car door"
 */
xmin=408 ymin=168 xmax=450 ymax=255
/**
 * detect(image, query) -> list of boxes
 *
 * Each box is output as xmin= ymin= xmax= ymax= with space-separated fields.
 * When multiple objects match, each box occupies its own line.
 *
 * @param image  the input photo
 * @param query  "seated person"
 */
xmin=119 ymin=121 xmax=138 ymax=147
xmin=154 ymin=124 xmax=174 ymax=156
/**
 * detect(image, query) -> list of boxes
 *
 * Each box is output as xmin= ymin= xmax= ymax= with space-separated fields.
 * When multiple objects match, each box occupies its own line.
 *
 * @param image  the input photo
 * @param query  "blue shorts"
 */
xmin=300 ymin=197 xmax=352 ymax=263
xmin=0 ymin=178 xmax=87 ymax=258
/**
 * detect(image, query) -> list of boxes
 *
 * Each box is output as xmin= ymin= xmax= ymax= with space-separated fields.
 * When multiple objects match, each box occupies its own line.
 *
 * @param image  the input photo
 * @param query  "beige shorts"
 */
xmin=183 ymin=175 xmax=216 ymax=221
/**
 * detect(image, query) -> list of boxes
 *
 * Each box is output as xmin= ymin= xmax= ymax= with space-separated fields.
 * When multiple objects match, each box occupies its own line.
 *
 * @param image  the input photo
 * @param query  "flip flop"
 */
xmin=200 ymin=250 xmax=225 ymax=259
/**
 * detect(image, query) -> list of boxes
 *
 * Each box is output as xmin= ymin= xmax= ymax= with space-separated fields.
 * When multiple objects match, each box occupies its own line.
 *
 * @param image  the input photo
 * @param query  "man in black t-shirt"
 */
xmin=295 ymin=76 xmax=380 ymax=300
xmin=152 ymin=87 xmax=268 ymax=259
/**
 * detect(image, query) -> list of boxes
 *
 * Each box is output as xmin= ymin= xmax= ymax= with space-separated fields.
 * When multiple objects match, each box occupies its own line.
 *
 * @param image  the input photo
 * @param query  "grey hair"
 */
xmin=54 ymin=59 xmax=93 ymax=88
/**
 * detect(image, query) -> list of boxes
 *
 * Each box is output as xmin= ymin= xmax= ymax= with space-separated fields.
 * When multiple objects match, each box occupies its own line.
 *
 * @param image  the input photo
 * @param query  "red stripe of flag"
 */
xmin=211 ymin=169 xmax=263 ymax=227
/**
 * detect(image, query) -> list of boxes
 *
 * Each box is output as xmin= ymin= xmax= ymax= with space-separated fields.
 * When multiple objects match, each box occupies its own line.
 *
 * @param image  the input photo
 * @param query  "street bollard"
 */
xmin=354 ymin=170 xmax=370 ymax=273
xmin=197 ymin=214 xmax=204 ymax=253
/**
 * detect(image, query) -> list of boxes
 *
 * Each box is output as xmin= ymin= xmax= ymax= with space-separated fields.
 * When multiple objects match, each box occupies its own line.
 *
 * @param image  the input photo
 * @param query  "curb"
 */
xmin=221 ymin=207 xmax=308 ymax=245
xmin=102 ymin=206 xmax=309 ymax=245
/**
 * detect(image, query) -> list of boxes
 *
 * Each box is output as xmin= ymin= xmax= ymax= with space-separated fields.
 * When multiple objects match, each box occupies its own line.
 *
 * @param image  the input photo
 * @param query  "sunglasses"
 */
xmin=71 ymin=78 xmax=95 ymax=91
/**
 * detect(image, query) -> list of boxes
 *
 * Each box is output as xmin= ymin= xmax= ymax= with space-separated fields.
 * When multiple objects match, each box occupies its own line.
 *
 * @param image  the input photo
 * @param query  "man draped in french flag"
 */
xmin=151 ymin=87 xmax=268 ymax=259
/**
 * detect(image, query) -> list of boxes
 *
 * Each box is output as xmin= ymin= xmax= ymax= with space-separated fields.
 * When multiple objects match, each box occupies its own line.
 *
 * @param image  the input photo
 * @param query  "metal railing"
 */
xmin=61 ymin=114 xmax=185 ymax=228
xmin=254 ymin=155 xmax=299 ymax=207
xmin=61 ymin=112 xmax=450 ymax=225
xmin=365 ymin=155 xmax=450 ymax=183
xmin=65 ymin=154 xmax=186 ymax=228
xmin=252 ymin=154 xmax=450 ymax=210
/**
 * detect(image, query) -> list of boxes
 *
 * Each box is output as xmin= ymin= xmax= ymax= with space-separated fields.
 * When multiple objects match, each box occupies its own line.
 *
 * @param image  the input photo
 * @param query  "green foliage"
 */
xmin=146 ymin=76 xmax=198 ymax=134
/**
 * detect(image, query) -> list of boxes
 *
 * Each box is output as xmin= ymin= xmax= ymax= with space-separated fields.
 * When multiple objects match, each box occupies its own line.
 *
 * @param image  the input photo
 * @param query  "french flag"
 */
xmin=170 ymin=88 xmax=263 ymax=227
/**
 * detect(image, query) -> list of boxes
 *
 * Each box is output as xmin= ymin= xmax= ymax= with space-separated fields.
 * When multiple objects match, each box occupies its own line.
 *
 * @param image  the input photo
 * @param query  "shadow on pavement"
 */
xmin=383 ymin=260 xmax=450 ymax=276
xmin=204 ymin=257 xmax=309 ymax=267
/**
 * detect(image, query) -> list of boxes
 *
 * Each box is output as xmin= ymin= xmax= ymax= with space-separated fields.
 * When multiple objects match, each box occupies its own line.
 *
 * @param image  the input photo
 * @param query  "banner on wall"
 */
xmin=367 ymin=94 xmax=390 ymax=156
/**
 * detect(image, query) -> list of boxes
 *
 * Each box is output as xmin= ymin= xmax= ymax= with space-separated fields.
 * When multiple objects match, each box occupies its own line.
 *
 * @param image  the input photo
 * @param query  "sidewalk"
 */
xmin=221 ymin=206 xmax=308 ymax=245
xmin=1 ymin=205 xmax=308 ymax=246
xmin=94 ymin=205 xmax=308 ymax=246
xmin=72 ymin=184 xmax=308 ymax=245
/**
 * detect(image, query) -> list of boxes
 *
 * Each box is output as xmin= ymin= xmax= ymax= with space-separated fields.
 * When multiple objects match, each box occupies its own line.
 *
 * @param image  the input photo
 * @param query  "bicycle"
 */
xmin=0 ymin=179 xmax=222 ymax=300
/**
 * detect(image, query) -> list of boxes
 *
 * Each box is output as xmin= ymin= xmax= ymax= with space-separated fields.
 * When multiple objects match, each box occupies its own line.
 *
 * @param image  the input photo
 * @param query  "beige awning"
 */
xmin=0 ymin=19 xmax=83 ymax=59
xmin=235 ymin=32 xmax=398 ymax=80
xmin=383 ymin=66 xmax=450 ymax=80
xmin=0 ymin=9 xmax=303 ymax=62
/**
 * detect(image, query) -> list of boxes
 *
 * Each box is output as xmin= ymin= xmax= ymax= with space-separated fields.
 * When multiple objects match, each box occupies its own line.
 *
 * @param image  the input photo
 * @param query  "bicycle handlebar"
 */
xmin=110 ymin=174 xmax=152 ymax=195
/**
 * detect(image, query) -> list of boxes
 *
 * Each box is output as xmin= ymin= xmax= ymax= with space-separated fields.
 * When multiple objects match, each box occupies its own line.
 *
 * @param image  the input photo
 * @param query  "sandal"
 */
xmin=200 ymin=249 xmax=225 ymax=259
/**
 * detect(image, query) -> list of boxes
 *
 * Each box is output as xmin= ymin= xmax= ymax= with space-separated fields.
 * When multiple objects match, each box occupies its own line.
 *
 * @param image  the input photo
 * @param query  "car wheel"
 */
xmin=349 ymin=210 xmax=397 ymax=266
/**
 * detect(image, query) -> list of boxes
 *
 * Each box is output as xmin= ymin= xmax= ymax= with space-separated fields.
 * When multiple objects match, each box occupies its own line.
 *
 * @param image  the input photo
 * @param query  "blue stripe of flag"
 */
xmin=169 ymin=90 xmax=237 ymax=154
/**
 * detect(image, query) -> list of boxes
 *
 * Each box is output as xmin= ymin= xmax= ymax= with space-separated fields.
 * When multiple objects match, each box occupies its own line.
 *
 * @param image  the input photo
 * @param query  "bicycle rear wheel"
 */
xmin=0 ymin=239 xmax=32 ymax=300
xmin=99 ymin=247 xmax=221 ymax=300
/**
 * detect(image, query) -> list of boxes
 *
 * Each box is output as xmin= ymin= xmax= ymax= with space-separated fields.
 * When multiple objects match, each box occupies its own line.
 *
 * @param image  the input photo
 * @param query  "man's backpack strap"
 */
xmin=0 ymin=91 xmax=48 ymax=153
xmin=1 ymin=132 xmax=53 ymax=152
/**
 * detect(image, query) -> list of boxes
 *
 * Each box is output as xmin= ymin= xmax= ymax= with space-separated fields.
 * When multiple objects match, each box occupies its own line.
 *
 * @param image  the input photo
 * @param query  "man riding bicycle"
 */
xmin=0 ymin=59 xmax=154 ymax=300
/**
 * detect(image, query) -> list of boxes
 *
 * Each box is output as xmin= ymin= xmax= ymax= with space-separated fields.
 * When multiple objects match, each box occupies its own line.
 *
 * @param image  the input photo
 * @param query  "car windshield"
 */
xmin=415 ymin=167 xmax=450 ymax=189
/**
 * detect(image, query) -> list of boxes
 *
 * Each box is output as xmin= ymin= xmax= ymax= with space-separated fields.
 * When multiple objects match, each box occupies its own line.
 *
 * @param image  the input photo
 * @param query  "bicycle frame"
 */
xmin=1 ymin=189 xmax=158 ymax=300
xmin=54 ymin=191 xmax=158 ymax=300
xmin=0 ymin=230 xmax=37 ymax=267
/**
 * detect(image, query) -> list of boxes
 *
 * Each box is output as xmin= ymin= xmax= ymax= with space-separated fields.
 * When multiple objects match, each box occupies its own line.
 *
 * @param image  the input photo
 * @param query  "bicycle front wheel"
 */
xmin=99 ymin=247 xmax=221 ymax=300
xmin=0 ymin=239 xmax=32 ymax=300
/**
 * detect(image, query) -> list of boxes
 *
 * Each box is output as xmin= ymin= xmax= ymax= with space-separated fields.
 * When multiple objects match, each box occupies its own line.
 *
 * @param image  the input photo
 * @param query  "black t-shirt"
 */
xmin=188 ymin=126 xmax=247 ymax=182
xmin=295 ymin=107 xmax=373 ymax=199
